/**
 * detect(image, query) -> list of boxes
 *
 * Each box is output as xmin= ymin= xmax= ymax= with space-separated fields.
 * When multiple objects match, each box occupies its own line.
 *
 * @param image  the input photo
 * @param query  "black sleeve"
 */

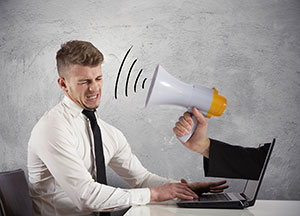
xmin=203 ymin=139 xmax=270 ymax=180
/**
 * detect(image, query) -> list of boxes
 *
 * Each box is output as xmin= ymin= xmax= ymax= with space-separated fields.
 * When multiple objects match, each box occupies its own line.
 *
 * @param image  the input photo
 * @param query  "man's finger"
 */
xmin=210 ymin=185 xmax=229 ymax=191
xmin=174 ymin=123 xmax=190 ymax=136
xmin=176 ymin=183 xmax=199 ymax=198
xmin=182 ymin=185 xmax=198 ymax=197
xmin=210 ymin=189 xmax=225 ymax=193
xmin=192 ymin=107 xmax=207 ymax=126
xmin=183 ymin=112 xmax=193 ymax=126
xmin=176 ymin=188 xmax=198 ymax=199
xmin=176 ymin=193 xmax=195 ymax=200
xmin=210 ymin=180 xmax=227 ymax=187
xmin=176 ymin=121 xmax=192 ymax=133
xmin=173 ymin=127 xmax=186 ymax=137
xmin=181 ymin=178 xmax=188 ymax=184
xmin=179 ymin=115 xmax=192 ymax=125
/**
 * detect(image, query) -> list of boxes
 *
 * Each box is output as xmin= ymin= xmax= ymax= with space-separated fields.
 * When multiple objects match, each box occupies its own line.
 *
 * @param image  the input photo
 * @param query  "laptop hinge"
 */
xmin=239 ymin=193 xmax=250 ymax=207
xmin=238 ymin=200 xmax=250 ymax=208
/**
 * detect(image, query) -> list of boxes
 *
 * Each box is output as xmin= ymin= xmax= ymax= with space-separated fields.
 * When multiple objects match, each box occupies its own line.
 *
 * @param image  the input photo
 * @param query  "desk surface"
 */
xmin=124 ymin=200 xmax=300 ymax=216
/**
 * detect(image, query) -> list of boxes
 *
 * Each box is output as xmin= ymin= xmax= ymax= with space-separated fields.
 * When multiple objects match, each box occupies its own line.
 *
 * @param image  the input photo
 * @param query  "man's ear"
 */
xmin=58 ymin=77 xmax=68 ymax=92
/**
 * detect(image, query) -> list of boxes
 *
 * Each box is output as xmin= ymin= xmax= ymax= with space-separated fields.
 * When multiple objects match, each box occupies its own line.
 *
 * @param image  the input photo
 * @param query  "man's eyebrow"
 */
xmin=78 ymin=75 xmax=102 ymax=82
xmin=78 ymin=78 xmax=90 ymax=82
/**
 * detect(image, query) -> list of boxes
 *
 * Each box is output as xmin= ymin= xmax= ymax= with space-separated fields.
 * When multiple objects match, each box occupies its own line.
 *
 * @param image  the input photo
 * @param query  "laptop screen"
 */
xmin=242 ymin=139 xmax=275 ymax=201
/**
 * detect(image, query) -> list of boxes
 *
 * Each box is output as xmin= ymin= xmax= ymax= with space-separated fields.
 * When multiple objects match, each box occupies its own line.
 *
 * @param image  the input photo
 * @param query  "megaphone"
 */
xmin=145 ymin=65 xmax=227 ymax=143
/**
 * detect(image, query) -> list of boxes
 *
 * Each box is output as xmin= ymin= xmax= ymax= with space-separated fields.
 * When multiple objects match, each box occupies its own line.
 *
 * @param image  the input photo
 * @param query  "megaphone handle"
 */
xmin=178 ymin=114 xmax=198 ymax=143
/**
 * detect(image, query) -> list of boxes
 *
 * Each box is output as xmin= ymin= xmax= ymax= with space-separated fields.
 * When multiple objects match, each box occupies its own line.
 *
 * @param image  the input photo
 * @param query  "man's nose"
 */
xmin=88 ymin=81 xmax=99 ymax=92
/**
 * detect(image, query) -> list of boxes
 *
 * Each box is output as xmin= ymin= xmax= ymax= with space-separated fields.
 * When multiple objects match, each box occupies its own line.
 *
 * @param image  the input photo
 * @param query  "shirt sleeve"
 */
xmin=30 ymin=117 xmax=151 ymax=212
xmin=107 ymin=127 xmax=176 ymax=189
xmin=203 ymin=139 xmax=270 ymax=180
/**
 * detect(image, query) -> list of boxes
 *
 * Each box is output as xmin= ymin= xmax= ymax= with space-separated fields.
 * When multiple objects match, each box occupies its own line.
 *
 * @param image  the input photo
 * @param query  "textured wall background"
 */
xmin=0 ymin=0 xmax=299 ymax=200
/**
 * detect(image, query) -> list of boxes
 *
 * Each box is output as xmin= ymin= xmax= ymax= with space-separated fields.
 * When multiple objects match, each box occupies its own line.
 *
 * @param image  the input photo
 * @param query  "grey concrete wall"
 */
xmin=1 ymin=0 xmax=299 ymax=200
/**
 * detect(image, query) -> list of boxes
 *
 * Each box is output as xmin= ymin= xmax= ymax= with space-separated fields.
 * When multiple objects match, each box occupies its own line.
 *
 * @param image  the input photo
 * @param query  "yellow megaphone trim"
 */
xmin=207 ymin=87 xmax=227 ymax=118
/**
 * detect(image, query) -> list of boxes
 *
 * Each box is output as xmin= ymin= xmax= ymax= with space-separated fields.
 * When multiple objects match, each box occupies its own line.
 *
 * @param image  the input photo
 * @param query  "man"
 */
xmin=27 ymin=40 xmax=227 ymax=216
xmin=173 ymin=107 xmax=270 ymax=180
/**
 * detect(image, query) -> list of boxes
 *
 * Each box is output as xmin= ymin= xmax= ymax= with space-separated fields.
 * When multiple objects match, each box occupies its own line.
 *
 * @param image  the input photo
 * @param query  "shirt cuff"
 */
xmin=125 ymin=188 xmax=151 ymax=205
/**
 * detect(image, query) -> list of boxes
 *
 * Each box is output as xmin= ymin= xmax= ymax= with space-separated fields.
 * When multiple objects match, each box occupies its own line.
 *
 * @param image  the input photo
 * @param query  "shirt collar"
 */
xmin=62 ymin=96 xmax=84 ymax=118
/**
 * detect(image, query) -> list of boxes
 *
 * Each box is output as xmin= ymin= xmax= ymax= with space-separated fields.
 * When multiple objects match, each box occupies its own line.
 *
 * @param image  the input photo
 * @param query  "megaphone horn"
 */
xmin=145 ymin=65 xmax=227 ymax=142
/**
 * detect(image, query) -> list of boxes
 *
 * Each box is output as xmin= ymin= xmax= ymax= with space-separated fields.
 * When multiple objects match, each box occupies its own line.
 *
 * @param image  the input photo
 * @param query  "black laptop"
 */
xmin=177 ymin=138 xmax=276 ymax=209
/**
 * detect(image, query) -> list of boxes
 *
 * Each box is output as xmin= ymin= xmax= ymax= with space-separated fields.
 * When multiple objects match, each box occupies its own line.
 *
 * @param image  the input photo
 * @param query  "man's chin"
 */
xmin=84 ymin=103 xmax=99 ymax=111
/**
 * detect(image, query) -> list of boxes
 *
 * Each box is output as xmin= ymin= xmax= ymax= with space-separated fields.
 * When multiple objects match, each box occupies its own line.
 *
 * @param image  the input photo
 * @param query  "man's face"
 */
xmin=59 ymin=64 xmax=103 ymax=110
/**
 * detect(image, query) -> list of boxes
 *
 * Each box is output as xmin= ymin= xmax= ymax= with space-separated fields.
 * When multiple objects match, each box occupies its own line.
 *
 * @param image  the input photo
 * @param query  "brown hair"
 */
xmin=56 ymin=40 xmax=104 ymax=77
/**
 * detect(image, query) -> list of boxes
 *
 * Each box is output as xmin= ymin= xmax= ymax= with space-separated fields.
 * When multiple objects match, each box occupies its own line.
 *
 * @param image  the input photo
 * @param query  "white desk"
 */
xmin=124 ymin=200 xmax=300 ymax=216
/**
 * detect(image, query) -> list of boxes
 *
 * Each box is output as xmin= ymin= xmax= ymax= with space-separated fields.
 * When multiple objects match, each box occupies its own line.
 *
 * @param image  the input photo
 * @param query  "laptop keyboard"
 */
xmin=198 ymin=193 xmax=230 ymax=201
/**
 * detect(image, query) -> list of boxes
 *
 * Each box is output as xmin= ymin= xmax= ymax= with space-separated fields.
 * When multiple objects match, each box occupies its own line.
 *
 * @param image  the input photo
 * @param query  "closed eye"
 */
xmin=78 ymin=79 xmax=89 ymax=84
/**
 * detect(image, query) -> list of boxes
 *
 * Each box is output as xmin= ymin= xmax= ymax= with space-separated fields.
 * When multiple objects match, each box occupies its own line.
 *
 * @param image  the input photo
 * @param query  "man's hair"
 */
xmin=56 ymin=40 xmax=104 ymax=77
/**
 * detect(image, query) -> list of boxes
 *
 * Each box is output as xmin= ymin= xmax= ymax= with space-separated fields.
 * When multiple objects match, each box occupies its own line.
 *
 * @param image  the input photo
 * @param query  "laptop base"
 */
xmin=176 ymin=200 xmax=248 ymax=209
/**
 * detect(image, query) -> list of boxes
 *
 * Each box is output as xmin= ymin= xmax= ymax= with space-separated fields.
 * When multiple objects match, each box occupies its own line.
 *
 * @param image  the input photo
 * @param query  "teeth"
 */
xmin=87 ymin=95 xmax=97 ymax=99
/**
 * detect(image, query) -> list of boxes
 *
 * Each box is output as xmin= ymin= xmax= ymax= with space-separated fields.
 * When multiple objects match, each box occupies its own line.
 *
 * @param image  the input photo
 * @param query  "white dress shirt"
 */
xmin=27 ymin=96 xmax=173 ymax=216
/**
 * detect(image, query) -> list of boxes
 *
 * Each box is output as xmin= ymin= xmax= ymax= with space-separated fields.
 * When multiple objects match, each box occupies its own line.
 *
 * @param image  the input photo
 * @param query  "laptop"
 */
xmin=177 ymin=138 xmax=276 ymax=209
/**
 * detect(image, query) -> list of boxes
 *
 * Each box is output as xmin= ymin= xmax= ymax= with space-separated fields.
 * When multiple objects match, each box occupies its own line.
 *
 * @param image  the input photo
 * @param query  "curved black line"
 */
xmin=125 ymin=58 xmax=137 ymax=97
xmin=134 ymin=69 xmax=143 ymax=93
xmin=142 ymin=78 xmax=147 ymax=89
xmin=114 ymin=46 xmax=133 ymax=99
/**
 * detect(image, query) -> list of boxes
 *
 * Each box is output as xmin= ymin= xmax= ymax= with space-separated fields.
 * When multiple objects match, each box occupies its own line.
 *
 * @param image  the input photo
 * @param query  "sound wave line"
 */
xmin=142 ymin=78 xmax=147 ymax=89
xmin=115 ymin=46 xmax=132 ymax=99
xmin=125 ymin=58 xmax=137 ymax=97
xmin=134 ymin=69 xmax=143 ymax=93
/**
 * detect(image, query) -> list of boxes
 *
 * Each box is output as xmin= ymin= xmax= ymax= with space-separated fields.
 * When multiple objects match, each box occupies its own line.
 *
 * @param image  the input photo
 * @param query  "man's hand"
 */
xmin=150 ymin=182 xmax=199 ymax=202
xmin=173 ymin=107 xmax=210 ymax=158
xmin=181 ymin=179 xmax=229 ymax=196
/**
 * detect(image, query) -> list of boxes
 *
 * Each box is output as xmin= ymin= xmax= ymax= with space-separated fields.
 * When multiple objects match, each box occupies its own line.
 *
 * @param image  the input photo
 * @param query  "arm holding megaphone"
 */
xmin=173 ymin=107 xmax=211 ymax=158
xmin=173 ymin=108 xmax=272 ymax=180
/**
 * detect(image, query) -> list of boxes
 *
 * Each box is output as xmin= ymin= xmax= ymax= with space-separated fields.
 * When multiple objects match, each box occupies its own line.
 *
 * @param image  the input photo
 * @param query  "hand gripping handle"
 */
xmin=178 ymin=108 xmax=199 ymax=143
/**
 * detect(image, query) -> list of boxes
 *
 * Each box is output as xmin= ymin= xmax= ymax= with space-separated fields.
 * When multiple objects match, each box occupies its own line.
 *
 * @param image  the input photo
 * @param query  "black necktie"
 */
xmin=82 ymin=109 xmax=107 ymax=184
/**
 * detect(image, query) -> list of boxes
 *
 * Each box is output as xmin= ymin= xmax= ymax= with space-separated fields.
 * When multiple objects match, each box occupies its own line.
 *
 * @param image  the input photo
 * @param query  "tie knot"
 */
xmin=82 ymin=109 xmax=97 ymax=122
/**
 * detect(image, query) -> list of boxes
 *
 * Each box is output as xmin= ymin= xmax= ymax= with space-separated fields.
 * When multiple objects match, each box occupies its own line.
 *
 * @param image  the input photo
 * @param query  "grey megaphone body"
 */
xmin=145 ymin=65 xmax=227 ymax=142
